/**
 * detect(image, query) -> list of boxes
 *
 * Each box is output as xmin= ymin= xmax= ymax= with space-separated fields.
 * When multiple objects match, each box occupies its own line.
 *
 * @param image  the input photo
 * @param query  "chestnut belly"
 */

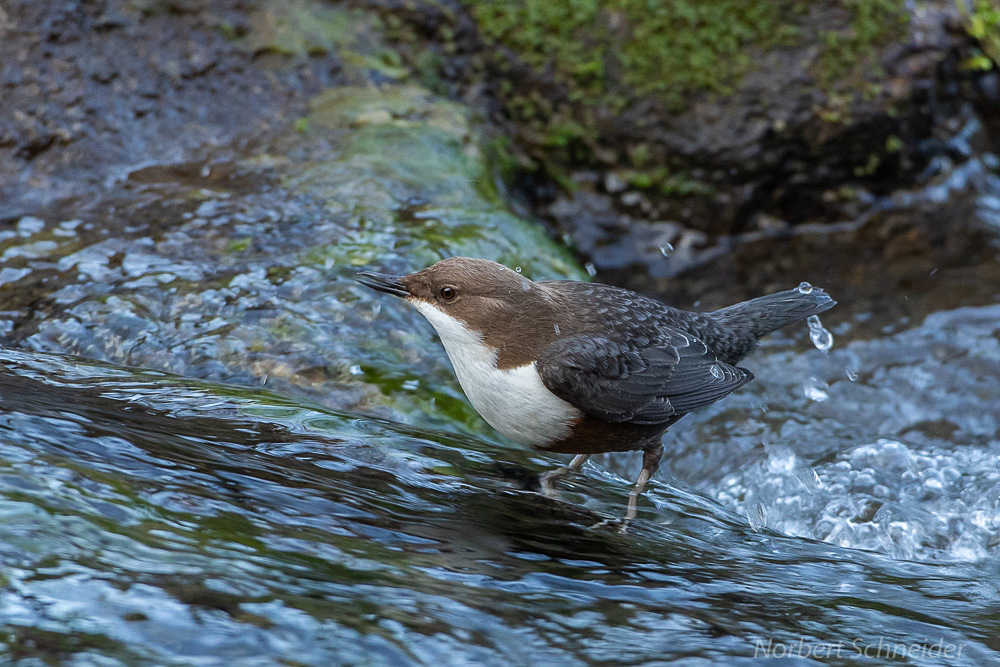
xmin=538 ymin=415 xmax=681 ymax=455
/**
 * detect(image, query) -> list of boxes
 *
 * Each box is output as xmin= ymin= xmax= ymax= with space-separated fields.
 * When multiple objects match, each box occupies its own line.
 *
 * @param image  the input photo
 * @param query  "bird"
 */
xmin=358 ymin=257 xmax=835 ymax=522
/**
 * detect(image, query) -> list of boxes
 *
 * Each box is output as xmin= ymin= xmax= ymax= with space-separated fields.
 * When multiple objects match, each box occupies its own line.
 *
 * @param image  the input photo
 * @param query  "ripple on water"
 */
xmin=0 ymin=335 xmax=999 ymax=664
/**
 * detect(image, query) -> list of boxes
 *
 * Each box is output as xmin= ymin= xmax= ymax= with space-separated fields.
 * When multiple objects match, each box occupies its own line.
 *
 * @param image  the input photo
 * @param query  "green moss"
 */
xmin=853 ymin=151 xmax=881 ymax=177
xmin=444 ymin=0 xmax=912 ymax=191
xmin=962 ymin=0 xmax=1000 ymax=70
xmin=483 ymin=134 xmax=521 ymax=184
xmin=243 ymin=1 xmax=408 ymax=80
xmin=466 ymin=0 xmax=789 ymax=111
xmin=226 ymin=237 xmax=252 ymax=253
xmin=623 ymin=167 xmax=715 ymax=198
xmin=285 ymin=84 xmax=587 ymax=281
xmin=814 ymin=0 xmax=908 ymax=89
xmin=245 ymin=0 xmax=356 ymax=56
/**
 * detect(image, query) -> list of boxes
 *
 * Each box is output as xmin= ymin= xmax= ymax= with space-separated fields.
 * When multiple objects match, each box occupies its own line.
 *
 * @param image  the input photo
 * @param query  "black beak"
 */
xmin=356 ymin=271 xmax=410 ymax=297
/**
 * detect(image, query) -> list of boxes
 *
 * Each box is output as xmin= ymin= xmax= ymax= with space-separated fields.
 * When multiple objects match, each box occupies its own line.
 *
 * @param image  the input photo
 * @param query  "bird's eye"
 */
xmin=440 ymin=286 xmax=457 ymax=301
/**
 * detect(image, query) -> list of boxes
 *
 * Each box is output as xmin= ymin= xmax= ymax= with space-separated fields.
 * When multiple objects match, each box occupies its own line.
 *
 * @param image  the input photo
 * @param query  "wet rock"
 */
xmin=0 ymin=82 xmax=583 ymax=437
xmin=385 ymin=1 xmax=981 ymax=229
xmin=0 ymin=0 xmax=346 ymax=219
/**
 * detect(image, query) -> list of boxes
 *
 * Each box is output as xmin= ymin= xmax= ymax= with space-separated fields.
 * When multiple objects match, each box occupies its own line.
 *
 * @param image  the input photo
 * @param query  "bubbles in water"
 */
xmin=349 ymin=365 xmax=363 ymax=376
xmin=553 ymin=324 xmax=560 ymax=335
xmin=797 ymin=281 xmax=813 ymax=294
xmin=803 ymin=376 xmax=829 ymax=402
xmin=807 ymin=315 xmax=834 ymax=352
xmin=714 ymin=438 xmax=1000 ymax=563
xmin=585 ymin=262 xmax=597 ymax=277
xmin=515 ymin=266 xmax=522 ymax=273
xmin=658 ymin=242 xmax=674 ymax=257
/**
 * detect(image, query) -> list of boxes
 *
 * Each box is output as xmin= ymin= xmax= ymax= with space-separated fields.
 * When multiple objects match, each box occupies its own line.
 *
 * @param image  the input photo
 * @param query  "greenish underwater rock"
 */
xmin=0 ymin=82 xmax=584 ymax=438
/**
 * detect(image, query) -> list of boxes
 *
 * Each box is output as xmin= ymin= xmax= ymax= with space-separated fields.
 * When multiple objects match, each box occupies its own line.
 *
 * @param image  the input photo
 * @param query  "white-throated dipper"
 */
xmin=358 ymin=257 xmax=835 ymax=521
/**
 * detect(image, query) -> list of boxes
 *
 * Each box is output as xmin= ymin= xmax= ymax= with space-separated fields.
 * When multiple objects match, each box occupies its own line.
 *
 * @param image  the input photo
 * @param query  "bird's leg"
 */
xmin=625 ymin=443 xmax=664 ymax=522
xmin=540 ymin=454 xmax=589 ymax=496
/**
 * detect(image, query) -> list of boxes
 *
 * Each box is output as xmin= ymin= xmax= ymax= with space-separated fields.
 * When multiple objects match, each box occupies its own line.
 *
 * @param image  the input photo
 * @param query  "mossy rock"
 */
xmin=1 ymin=83 xmax=585 ymax=439
xmin=380 ymin=0 xmax=969 ymax=238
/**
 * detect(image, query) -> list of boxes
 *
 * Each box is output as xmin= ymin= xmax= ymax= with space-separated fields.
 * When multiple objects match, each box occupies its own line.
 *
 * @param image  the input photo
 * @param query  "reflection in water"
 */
xmin=1 ymin=343 xmax=999 ymax=664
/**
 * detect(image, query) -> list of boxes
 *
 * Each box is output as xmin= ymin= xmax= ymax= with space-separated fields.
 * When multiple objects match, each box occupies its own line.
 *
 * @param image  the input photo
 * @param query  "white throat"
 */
xmin=410 ymin=300 xmax=578 ymax=446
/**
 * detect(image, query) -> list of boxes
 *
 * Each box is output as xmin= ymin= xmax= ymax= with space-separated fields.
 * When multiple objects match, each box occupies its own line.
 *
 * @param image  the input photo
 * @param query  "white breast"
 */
xmin=411 ymin=301 xmax=579 ymax=446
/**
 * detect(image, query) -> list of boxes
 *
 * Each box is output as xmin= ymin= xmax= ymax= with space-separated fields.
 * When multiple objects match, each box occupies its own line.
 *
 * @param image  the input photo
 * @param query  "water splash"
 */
xmin=748 ymin=503 xmax=768 ymax=532
xmin=807 ymin=315 xmax=834 ymax=352
xmin=803 ymin=376 xmax=829 ymax=402
xmin=714 ymin=438 xmax=1000 ymax=563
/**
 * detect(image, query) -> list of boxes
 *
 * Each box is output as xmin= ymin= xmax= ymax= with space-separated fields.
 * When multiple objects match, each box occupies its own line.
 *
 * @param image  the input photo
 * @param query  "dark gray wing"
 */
xmin=536 ymin=330 xmax=753 ymax=425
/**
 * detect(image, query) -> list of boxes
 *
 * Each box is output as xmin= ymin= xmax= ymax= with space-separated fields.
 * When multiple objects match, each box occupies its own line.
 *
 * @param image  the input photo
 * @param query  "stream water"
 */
xmin=1 ymin=85 xmax=1000 ymax=664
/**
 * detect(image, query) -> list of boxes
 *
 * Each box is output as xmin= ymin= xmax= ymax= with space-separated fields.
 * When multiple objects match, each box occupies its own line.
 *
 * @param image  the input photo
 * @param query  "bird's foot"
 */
xmin=539 ymin=454 xmax=589 ymax=497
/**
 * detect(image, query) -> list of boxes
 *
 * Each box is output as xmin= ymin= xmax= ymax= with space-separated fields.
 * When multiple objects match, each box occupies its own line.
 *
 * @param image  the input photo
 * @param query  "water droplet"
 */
xmin=349 ymin=365 xmax=364 ymax=376
xmin=807 ymin=315 xmax=834 ymax=352
xmin=402 ymin=379 xmax=420 ymax=391
xmin=803 ymin=376 xmax=829 ymax=402
xmin=658 ymin=242 xmax=674 ymax=257
xmin=846 ymin=363 xmax=859 ymax=382
xmin=798 ymin=281 xmax=813 ymax=294
xmin=515 ymin=266 xmax=522 ymax=273
xmin=710 ymin=365 xmax=724 ymax=380
xmin=585 ymin=262 xmax=597 ymax=277
xmin=553 ymin=324 xmax=560 ymax=335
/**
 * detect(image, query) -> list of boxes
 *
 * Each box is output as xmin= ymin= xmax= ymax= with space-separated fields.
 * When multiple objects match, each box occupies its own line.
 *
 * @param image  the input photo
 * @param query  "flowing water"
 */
xmin=2 ymin=83 xmax=1000 ymax=664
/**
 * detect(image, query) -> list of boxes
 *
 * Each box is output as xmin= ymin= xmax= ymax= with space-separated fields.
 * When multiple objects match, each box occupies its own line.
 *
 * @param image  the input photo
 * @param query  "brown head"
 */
xmin=358 ymin=257 xmax=562 ymax=367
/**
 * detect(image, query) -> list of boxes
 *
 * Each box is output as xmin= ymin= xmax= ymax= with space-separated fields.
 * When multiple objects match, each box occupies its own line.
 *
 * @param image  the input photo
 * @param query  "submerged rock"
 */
xmin=0 ymin=82 xmax=583 ymax=436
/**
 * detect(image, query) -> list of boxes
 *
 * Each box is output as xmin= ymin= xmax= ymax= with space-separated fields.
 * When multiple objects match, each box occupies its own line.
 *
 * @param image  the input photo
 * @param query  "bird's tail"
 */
xmin=712 ymin=284 xmax=836 ymax=342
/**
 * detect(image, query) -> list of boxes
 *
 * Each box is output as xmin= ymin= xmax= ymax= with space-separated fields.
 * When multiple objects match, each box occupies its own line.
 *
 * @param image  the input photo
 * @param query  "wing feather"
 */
xmin=536 ymin=328 xmax=753 ymax=425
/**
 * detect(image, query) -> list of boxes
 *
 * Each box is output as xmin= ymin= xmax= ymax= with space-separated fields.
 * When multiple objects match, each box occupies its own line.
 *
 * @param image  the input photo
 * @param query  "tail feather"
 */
xmin=711 ymin=284 xmax=836 ymax=361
